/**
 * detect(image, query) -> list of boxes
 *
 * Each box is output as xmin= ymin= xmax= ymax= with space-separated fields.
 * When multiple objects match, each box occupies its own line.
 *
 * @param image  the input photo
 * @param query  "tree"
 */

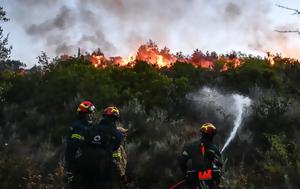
xmin=0 ymin=59 xmax=26 ymax=71
xmin=37 ymin=51 xmax=51 ymax=70
xmin=0 ymin=7 xmax=12 ymax=61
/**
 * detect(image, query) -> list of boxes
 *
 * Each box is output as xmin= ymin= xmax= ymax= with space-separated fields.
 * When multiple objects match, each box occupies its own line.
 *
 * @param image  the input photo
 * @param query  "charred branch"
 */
xmin=276 ymin=4 xmax=300 ymax=16
xmin=276 ymin=4 xmax=300 ymax=35
xmin=275 ymin=29 xmax=300 ymax=35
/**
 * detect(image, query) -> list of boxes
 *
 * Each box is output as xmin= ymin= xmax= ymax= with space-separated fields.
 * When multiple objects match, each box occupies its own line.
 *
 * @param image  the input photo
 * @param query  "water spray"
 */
xmin=188 ymin=87 xmax=252 ymax=154
xmin=221 ymin=95 xmax=251 ymax=153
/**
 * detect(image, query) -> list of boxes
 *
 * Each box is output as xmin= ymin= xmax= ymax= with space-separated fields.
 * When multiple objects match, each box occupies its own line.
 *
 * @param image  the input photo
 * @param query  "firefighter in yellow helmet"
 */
xmin=178 ymin=123 xmax=222 ymax=189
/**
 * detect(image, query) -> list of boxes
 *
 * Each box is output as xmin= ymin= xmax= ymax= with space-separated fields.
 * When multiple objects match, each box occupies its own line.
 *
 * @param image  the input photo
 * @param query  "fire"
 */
xmin=90 ymin=48 xmax=105 ymax=68
xmin=121 ymin=52 xmax=136 ymax=66
xmin=89 ymin=43 xmax=243 ymax=70
xmin=156 ymin=55 xmax=164 ymax=67
xmin=219 ymin=56 xmax=242 ymax=71
xmin=267 ymin=52 xmax=275 ymax=66
xmin=133 ymin=41 xmax=176 ymax=67
xmin=76 ymin=41 xmax=297 ymax=70
xmin=91 ymin=55 xmax=102 ymax=67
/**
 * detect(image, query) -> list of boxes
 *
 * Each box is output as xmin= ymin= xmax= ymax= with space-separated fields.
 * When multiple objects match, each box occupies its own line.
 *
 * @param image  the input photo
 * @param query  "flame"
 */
xmin=121 ymin=52 xmax=136 ymax=66
xmin=89 ymin=45 xmax=243 ymax=70
xmin=156 ymin=55 xmax=164 ymax=67
xmin=75 ymin=41 xmax=298 ymax=70
xmin=90 ymin=48 xmax=106 ymax=67
xmin=267 ymin=52 xmax=275 ymax=66
xmin=219 ymin=56 xmax=242 ymax=71
xmin=133 ymin=41 xmax=177 ymax=67
xmin=91 ymin=55 xmax=104 ymax=67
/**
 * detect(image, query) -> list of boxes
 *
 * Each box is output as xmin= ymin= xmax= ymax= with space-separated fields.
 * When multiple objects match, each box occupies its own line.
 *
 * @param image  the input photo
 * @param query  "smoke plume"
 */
xmin=7 ymin=0 xmax=300 ymax=59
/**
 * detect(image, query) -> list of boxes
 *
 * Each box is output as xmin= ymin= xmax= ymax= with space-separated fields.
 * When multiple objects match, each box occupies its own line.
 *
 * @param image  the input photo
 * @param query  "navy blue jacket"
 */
xmin=77 ymin=118 xmax=122 ymax=174
xmin=84 ymin=118 xmax=122 ymax=152
xmin=65 ymin=117 xmax=90 ymax=169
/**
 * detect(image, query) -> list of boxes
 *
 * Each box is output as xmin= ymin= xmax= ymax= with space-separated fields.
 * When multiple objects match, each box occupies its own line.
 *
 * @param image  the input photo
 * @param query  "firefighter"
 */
xmin=112 ymin=127 xmax=129 ymax=188
xmin=80 ymin=106 xmax=123 ymax=189
xmin=65 ymin=100 xmax=96 ymax=189
xmin=178 ymin=123 xmax=222 ymax=189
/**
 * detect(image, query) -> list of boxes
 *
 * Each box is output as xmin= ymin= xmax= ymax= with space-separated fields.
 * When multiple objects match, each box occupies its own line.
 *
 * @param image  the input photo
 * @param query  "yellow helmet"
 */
xmin=102 ymin=106 xmax=120 ymax=118
xmin=200 ymin=123 xmax=217 ymax=135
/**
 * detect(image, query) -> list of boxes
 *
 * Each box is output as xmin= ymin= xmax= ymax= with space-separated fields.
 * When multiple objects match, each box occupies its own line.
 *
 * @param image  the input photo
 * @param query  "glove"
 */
xmin=213 ymin=158 xmax=223 ymax=168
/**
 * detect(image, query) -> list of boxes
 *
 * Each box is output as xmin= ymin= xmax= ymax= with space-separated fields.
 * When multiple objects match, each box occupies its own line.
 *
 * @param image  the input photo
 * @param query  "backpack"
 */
xmin=84 ymin=124 xmax=114 ymax=151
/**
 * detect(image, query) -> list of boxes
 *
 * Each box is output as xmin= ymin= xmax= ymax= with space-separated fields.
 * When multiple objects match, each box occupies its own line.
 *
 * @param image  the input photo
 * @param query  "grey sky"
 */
xmin=2 ymin=0 xmax=300 ymax=67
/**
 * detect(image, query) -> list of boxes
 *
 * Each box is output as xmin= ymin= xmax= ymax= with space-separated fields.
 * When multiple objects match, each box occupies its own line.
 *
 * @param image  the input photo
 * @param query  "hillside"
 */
xmin=0 ymin=53 xmax=300 ymax=189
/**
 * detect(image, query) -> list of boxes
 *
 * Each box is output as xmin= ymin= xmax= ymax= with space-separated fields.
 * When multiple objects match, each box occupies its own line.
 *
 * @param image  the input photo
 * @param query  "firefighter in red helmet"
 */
xmin=79 ymin=106 xmax=122 ymax=189
xmin=65 ymin=101 xmax=96 ymax=189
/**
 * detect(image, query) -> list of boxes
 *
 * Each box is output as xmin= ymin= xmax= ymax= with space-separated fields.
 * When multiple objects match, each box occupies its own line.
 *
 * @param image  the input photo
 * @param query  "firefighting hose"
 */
xmin=168 ymin=170 xmax=195 ymax=189
xmin=168 ymin=179 xmax=186 ymax=189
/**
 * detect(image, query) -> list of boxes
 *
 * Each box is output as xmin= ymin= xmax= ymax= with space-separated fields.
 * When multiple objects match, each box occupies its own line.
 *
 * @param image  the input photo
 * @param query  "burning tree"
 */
xmin=90 ymin=48 xmax=106 ymax=68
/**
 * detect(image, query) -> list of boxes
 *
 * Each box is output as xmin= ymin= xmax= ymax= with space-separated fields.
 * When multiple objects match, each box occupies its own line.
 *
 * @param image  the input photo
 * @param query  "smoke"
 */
xmin=26 ymin=6 xmax=74 ymax=36
xmin=7 ymin=0 xmax=300 ymax=59
xmin=15 ymin=0 xmax=59 ymax=6
xmin=224 ymin=2 xmax=242 ymax=21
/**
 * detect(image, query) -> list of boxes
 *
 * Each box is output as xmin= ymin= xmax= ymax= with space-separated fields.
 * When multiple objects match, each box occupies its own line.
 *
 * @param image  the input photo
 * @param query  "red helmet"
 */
xmin=102 ymin=106 xmax=120 ymax=118
xmin=200 ymin=123 xmax=217 ymax=136
xmin=77 ymin=101 xmax=96 ymax=113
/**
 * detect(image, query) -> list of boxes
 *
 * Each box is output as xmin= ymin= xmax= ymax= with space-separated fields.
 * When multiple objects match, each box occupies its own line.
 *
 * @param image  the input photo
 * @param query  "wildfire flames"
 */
xmin=82 ymin=41 xmax=292 ymax=70
xmin=267 ymin=52 xmax=275 ymax=66
xmin=90 ymin=41 xmax=180 ymax=68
